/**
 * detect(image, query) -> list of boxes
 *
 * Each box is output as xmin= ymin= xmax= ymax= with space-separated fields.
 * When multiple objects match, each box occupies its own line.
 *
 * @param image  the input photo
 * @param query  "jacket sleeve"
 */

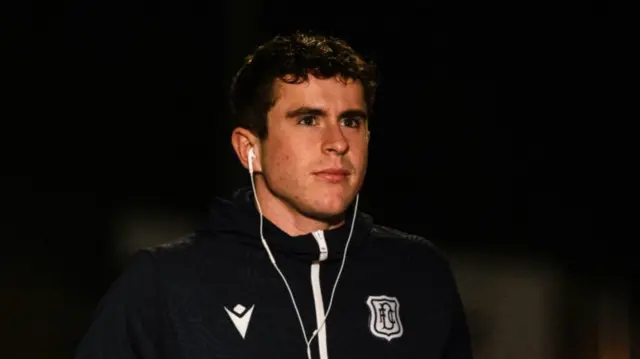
xmin=441 ymin=263 xmax=474 ymax=359
xmin=75 ymin=250 xmax=159 ymax=359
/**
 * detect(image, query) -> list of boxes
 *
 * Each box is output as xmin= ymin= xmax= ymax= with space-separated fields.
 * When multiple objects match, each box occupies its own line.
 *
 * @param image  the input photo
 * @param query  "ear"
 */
xmin=231 ymin=127 xmax=262 ymax=172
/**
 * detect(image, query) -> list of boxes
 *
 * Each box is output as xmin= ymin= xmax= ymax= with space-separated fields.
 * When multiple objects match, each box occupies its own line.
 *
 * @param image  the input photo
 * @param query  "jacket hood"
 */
xmin=195 ymin=187 xmax=373 ymax=263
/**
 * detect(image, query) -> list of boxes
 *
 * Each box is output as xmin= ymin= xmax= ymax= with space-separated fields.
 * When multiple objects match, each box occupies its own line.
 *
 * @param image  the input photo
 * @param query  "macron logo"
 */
xmin=224 ymin=304 xmax=255 ymax=339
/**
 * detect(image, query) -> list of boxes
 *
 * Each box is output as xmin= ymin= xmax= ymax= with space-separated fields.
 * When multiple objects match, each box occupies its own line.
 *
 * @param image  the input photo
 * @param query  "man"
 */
xmin=75 ymin=31 xmax=474 ymax=359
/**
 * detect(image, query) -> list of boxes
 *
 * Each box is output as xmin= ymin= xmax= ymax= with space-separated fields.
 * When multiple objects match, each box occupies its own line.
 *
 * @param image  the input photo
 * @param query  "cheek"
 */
xmin=274 ymin=153 xmax=292 ymax=175
xmin=276 ymin=138 xmax=311 ymax=167
xmin=267 ymin=145 xmax=301 ymax=180
xmin=350 ymin=138 xmax=369 ymax=165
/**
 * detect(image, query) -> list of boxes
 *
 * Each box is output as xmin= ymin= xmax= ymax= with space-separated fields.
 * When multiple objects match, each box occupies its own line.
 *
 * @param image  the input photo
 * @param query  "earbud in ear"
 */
xmin=248 ymin=147 xmax=255 ymax=174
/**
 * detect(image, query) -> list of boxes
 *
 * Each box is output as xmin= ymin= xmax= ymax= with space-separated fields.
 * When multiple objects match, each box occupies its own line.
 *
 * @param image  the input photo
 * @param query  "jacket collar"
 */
xmin=198 ymin=187 xmax=373 ymax=263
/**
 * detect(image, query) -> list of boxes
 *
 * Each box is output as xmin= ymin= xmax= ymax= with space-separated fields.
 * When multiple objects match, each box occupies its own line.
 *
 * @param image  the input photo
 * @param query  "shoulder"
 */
xmin=123 ymin=233 xmax=210 ymax=278
xmin=370 ymin=224 xmax=432 ymax=244
xmin=368 ymin=224 xmax=451 ymax=265
xmin=368 ymin=224 xmax=462 ymax=292
xmin=370 ymin=224 xmax=437 ymax=250
xmin=145 ymin=234 xmax=199 ymax=257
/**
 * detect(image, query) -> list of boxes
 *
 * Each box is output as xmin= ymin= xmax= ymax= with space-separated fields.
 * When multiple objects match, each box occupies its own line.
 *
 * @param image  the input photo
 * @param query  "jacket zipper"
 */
xmin=311 ymin=230 xmax=329 ymax=359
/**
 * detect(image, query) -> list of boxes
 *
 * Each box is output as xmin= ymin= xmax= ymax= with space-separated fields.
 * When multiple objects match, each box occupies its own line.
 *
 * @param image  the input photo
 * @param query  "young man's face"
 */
xmin=257 ymin=75 xmax=370 ymax=221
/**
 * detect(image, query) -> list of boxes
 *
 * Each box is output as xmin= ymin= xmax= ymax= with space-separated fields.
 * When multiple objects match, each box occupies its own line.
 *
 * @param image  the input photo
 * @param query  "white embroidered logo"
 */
xmin=366 ymin=295 xmax=403 ymax=341
xmin=224 ymin=304 xmax=255 ymax=339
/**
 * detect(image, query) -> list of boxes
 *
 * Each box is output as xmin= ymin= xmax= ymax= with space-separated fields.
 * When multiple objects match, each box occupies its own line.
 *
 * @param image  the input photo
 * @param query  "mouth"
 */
xmin=313 ymin=168 xmax=351 ymax=183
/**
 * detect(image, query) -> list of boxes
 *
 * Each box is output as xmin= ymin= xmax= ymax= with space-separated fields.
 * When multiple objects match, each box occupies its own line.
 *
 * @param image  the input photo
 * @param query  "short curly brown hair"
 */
xmin=229 ymin=31 xmax=378 ymax=139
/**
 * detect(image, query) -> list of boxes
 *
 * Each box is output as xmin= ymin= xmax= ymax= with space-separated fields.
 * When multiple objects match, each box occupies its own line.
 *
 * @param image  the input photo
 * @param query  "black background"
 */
xmin=4 ymin=1 xmax=628 ymax=358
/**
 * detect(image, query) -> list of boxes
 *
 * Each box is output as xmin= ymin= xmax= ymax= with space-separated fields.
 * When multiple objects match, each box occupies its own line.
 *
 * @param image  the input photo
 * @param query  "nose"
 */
xmin=322 ymin=122 xmax=349 ymax=155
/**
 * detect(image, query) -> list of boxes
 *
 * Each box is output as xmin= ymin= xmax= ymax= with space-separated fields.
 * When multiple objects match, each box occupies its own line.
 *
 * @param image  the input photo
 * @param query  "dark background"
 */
xmin=3 ymin=1 xmax=630 ymax=358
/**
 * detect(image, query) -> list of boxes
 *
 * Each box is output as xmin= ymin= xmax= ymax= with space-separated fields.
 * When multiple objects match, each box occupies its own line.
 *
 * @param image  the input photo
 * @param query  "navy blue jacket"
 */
xmin=75 ymin=188 xmax=473 ymax=359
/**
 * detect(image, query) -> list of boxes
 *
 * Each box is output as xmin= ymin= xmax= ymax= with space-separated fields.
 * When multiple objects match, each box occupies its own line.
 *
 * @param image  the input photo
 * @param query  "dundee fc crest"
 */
xmin=366 ymin=295 xmax=403 ymax=341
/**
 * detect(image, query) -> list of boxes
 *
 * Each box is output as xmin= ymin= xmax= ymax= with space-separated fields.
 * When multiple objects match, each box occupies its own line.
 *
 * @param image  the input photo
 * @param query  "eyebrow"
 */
xmin=285 ymin=106 xmax=368 ymax=120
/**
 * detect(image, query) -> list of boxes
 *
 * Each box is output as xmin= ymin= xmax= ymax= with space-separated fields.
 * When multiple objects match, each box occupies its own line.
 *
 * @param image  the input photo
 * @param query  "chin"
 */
xmin=308 ymin=196 xmax=353 ymax=219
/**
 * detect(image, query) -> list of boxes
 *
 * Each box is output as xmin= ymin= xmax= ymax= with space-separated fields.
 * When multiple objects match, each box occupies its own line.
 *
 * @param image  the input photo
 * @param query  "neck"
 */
xmin=252 ymin=178 xmax=346 ymax=237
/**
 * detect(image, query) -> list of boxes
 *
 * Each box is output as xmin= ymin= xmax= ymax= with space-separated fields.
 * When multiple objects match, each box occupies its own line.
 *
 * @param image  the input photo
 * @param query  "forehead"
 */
xmin=271 ymin=75 xmax=366 ymax=113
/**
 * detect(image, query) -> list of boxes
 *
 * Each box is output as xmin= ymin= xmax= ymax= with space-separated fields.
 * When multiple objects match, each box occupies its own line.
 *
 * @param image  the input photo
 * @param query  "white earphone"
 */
xmin=246 ymin=144 xmax=358 ymax=359
xmin=248 ymin=147 xmax=255 ymax=174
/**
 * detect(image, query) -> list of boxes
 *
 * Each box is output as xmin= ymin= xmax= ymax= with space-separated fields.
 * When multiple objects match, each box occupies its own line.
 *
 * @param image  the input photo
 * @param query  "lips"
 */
xmin=313 ymin=168 xmax=351 ymax=183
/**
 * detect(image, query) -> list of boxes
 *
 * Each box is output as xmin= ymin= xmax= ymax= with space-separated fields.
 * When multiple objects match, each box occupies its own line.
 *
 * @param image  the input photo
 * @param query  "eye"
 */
xmin=341 ymin=117 xmax=362 ymax=128
xmin=297 ymin=115 xmax=317 ymax=126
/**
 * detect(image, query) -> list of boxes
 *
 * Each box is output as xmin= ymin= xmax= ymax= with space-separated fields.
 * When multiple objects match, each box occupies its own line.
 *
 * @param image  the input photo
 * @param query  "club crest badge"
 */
xmin=366 ymin=295 xmax=403 ymax=341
